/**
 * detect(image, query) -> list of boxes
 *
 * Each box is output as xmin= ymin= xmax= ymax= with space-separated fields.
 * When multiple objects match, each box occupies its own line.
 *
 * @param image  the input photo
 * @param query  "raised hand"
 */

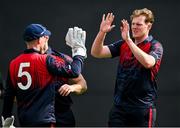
xmin=120 ymin=19 xmax=131 ymax=42
xmin=65 ymin=27 xmax=87 ymax=58
xmin=100 ymin=13 xmax=115 ymax=33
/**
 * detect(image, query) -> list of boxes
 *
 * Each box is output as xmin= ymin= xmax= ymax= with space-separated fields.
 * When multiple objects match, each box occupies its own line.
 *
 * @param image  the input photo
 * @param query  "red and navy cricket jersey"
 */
xmin=45 ymin=47 xmax=74 ymax=113
xmin=108 ymin=36 xmax=163 ymax=108
xmin=2 ymin=49 xmax=84 ymax=126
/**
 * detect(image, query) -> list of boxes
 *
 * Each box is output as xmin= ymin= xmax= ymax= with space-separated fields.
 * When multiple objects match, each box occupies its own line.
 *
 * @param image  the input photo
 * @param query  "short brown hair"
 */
xmin=130 ymin=8 xmax=154 ymax=23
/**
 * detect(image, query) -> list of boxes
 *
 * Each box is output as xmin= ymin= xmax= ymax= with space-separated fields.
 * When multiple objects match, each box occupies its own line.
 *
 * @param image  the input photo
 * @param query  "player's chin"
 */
xmin=132 ymin=33 xmax=142 ymax=39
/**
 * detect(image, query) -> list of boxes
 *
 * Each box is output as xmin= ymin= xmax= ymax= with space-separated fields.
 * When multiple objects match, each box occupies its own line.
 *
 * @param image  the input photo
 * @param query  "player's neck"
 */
xmin=27 ymin=43 xmax=41 ymax=52
xmin=134 ymin=35 xmax=149 ymax=45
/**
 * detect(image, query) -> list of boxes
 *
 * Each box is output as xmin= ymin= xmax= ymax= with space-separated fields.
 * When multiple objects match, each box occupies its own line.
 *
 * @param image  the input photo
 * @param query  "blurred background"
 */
xmin=0 ymin=0 xmax=180 ymax=126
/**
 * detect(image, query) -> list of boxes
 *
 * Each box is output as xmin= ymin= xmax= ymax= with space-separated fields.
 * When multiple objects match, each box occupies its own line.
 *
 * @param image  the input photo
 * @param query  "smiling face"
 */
xmin=131 ymin=15 xmax=152 ymax=40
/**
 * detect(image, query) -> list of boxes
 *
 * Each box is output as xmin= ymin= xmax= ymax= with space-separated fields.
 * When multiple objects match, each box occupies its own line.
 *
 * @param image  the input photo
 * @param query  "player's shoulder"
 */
xmin=111 ymin=39 xmax=124 ymax=46
xmin=150 ymin=38 xmax=163 ymax=50
xmin=149 ymin=36 xmax=161 ymax=44
xmin=10 ymin=52 xmax=47 ymax=65
xmin=51 ymin=49 xmax=72 ymax=62
xmin=59 ymin=52 xmax=73 ymax=63
xmin=10 ymin=53 xmax=25 ymax=65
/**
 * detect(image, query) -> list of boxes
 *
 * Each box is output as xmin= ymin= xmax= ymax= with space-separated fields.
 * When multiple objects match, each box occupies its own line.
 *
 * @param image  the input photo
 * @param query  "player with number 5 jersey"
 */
xmin=2 ymin=24 xmax=87 ymax=127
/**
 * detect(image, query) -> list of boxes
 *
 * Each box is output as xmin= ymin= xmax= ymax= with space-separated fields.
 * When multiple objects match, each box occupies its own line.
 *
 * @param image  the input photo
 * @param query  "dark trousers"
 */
xmin=21 ymin=108 xmax=76 ymax=127
xmin=108 ymin=105 xmax=156 ymax=127
xmin=55 ymin=108 xmax=75 ymax=127
xmin=20 ymin=123 xmax=55 ymax=127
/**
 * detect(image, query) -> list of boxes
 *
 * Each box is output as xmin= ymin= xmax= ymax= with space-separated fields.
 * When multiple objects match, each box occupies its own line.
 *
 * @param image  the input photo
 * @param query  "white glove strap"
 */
xmin=72 ymin=47 xmax=87 ymax=58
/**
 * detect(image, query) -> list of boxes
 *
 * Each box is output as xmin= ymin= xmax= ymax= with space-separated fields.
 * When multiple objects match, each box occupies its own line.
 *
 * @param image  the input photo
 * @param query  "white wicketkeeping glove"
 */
xmin=1 ymin=116 xmax=15 ymax=128
xmin=65 ymin=27 xmax=87 ymax=58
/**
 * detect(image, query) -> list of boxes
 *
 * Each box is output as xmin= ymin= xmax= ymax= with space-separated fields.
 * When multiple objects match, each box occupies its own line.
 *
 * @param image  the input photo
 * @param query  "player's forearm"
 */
xmin=69 ymin=74 xmax=87 ymax=95
xmin=71 ymin=83 xmax=87 ymax=95
xmin=126 ymin=39 xmax=155 ymax=68
xmin=91 ymin=31 xmax=107 ymax=58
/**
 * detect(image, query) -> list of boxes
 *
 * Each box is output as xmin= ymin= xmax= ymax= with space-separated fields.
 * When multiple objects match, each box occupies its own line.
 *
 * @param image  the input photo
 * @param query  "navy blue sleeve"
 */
xmin=46 ymin=55 xmax=84 ymax=78
xmin=46 ymin=47 xmax=72 ymax=64
xmin=108 ymin=40 xmax=124 ymax=58
xmin=149 ymin=40 xmax=163 ymax=62
xmin=2 ymin=71 xmax=16 ymax=119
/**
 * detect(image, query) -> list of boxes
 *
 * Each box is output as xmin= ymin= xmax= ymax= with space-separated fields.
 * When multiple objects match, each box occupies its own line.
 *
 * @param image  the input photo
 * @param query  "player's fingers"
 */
xmin=67 ymin=28 xmax=73 ymax=42
xmin=60 ymin=88 xmax=68 ymax=96
xmin=109 ymin=13 xmax=113 ymax=20
xmin=106 ymin=13 xmax=110 ymax=21
xmin=126 ymin=20 xmax=129 ymax=27
xmin=63 ymin=89 xmax=71 ymax=96
xmin=59 ymin=84 xmax=72 ymax=96
xmin=74 ymin=27 xmax=79 ymax=38
xmin=110 ymin=25 xmax=115 ymax=30
xmin=123 ymin=20 xmax=129 ymax=30
xmin=61 ymin=89 xmax=66 ymax=96
xmin=77 ymin=28 xmax=82 ymax=39
xmin=110 ymin=13 xmax=115 ymax=22
xmin=121 ymin=19 xmax=126 ymax=28
xmin=102 ymin=14 xmax=105 ymax=22
xmin=120 ymin=26 xmax=123 ymax=31
xmin=78 ymin=28 xmax=82 ymax=33
xmin=81 ymin=30 xmax=86 ymax=44
xmin=59 ymin=87 xmax=65 ymax=95
xmin=58 ymin=89 xmax=63 ymax=95
xmin=59 ymin=85 xmax=67 ymax=94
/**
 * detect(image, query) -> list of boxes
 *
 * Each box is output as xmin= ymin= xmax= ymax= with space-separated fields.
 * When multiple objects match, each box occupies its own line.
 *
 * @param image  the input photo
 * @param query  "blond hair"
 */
xmin=130 ymin=8 xmax=154 ymax=23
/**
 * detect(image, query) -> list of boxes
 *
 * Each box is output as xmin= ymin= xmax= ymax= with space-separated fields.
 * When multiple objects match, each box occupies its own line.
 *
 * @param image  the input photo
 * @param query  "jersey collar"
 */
xmin=131 ymin=35 xmax=153 ymax=44
xmin=143 ymin=35 xmax=153 ymax=44
xmin=24 ymin=48 xmax=41 ymax=54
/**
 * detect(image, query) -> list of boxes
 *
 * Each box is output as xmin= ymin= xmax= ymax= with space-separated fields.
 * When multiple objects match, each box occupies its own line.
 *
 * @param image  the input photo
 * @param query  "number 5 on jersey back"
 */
xmin=17 ymin=62 xmax=32 ymax=90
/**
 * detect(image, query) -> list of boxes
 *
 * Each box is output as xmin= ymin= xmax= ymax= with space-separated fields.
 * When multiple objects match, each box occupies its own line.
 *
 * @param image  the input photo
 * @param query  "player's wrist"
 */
xmin=70 ymin=85 xmax=75 ymax=93
xmin=72 ymin=48 xmax=87 ymax=58
xmin=98 ymin=30 xmax=107 ymax=36
xmin=125 ymin=37 xmax=132 ymax=43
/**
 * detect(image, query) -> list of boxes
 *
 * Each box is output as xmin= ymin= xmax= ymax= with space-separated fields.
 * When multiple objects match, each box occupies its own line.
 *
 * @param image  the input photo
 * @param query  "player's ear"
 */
xmin=147 ymin=23 xmax=152 ymax=30
xmin=38 ymin=36 xmax=44 ymax=44
xmin=39 ymin=36 xmax=49 ymax=43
